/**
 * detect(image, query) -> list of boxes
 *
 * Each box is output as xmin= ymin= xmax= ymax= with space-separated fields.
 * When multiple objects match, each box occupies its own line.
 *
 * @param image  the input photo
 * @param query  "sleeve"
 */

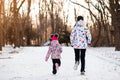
xmin=86 ymin=29 xmax=92 ymax=44
xmin=59 ymin=45 xmax=62 ymax=53
xmin=70 ymin=27 xmax=76 ymax=46
xmin=45 ymin=46 xmax=52 ymax=61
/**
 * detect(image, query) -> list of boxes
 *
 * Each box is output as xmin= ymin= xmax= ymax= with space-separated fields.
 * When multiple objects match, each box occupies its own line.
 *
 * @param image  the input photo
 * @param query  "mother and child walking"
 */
xmin=45 ymin=16 xmax=92 ymax=75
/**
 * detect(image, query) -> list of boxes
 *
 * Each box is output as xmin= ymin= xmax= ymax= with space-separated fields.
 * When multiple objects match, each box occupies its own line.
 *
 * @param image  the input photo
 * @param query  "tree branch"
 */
xmin=17 ymin=0 xmax=25 ymax=12
xmin=69 ymin=0 xmax=99 ymax=21
xmin=69 ymin=0 xmax=89 ymax=10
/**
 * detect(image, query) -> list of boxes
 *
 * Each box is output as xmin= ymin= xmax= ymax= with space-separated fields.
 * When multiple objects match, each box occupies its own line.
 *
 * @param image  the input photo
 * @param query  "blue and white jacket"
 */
xmin=70 ymin=21 xmax=92 ymax=49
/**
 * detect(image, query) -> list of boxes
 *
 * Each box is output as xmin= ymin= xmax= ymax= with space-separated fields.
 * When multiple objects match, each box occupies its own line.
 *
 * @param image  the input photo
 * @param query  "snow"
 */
xmin=0 ymin=46 xmax=120 ymax=80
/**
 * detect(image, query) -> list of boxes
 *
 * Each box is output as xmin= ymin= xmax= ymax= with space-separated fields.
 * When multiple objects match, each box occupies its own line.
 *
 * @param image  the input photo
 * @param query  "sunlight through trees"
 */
xmin=0 ymin=0 xmax=120 ymax=51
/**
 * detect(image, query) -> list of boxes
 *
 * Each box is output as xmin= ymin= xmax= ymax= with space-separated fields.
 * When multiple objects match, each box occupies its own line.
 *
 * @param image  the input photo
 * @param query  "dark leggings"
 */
xmin=74 ymin=49 xmax=86 ymax=72
xmin=52 ymin=59 xmax=61 ymax=74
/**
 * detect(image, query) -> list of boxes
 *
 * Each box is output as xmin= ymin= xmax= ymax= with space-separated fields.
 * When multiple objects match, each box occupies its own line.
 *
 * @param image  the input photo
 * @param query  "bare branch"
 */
xmin=17 ymin=0 xmax=25 ymax=12
xmin=69 ymin=0 xmax=99 ymax=21
xmin=69 ymin=0 xmax=89 ymax=10
xmin=90 ymin=2 xmax=101 ymax=12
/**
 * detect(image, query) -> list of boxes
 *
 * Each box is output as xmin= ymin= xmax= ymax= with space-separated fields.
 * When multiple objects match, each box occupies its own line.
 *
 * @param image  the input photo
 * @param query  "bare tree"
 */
xmin=25 ymin=0 xmax=32 ymax=45
xmin=109 ymin=0 xmax=120 ymax=51
xmin=0 ymin=0 xmax=4 ymax=50
xmin=38 ymin=0 xmax=47 ymax=45
xmin=12 ymin=0 xmax=25 ymax=47
xmin=49 ymin=0 xmax=55 ymax=33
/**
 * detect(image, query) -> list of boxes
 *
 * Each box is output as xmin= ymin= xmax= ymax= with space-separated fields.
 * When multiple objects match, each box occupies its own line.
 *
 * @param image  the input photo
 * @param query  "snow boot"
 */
xmin=73 ymin=61 xmax=79 ymax=70
xmin=81 ymin=71 xmax=85 ymax=75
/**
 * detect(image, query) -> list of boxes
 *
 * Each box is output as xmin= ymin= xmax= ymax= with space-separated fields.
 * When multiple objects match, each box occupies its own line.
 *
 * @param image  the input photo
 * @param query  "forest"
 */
xmin=0 ymin=0 xmax=120 ymax=51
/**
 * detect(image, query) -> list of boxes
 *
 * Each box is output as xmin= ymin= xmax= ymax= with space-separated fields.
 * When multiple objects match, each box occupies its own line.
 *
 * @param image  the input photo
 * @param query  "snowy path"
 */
xmin=0 ymin=47 xmax=120 ymax=80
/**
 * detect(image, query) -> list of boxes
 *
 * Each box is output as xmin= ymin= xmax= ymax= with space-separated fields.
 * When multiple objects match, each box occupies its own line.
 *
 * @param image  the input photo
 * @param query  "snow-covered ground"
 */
xmin=0 ymin=46 xmax=120 ymax=80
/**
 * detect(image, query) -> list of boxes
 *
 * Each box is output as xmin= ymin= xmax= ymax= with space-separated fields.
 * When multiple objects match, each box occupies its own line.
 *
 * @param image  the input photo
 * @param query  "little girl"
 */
xmin=45 ymin=33 xmax=62 ymax=75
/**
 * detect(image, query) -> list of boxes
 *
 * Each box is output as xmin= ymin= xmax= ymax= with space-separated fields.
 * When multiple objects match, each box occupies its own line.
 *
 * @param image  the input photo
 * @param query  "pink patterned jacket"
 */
xmin=45 ymin=40 xmax=62 ymax=61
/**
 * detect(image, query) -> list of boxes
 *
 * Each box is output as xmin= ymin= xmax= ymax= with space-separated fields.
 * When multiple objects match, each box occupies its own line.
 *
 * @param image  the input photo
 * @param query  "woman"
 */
xmin=70 ymin=16 xmax=92 ymax=75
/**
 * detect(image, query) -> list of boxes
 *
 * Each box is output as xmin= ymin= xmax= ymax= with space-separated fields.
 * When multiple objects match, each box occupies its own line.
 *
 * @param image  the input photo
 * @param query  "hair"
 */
xmin=77 ymin=16 xmax=84 ymax=21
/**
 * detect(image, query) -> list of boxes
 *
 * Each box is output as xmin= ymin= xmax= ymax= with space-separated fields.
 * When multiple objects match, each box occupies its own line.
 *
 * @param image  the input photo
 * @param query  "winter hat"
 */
xmin=54 ymin=33 xmax=59 ymax=38
xmin=51 ymin=35 xmax=58 ymax=40
xmin=50 ymin=34 xmax=54 ymax=41
xmin=50 ymin=33 xmax=59 ymax=41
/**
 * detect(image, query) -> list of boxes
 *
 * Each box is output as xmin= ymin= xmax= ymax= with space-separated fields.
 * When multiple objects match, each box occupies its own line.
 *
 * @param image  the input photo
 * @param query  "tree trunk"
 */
xmin=13 ymin=0 xmax=19 ymax=47
xmin=0 ymin=0 xmax=4 ymax=50
xmin=0 ymin=0 xmax=2 ymax=50
xmin=114 ymin=4 xmax=120 ymax=51
xmin=110 ymin=0 xmax=120 ymax=51
xmin=50 ymin=0 xmax=55 ymax=33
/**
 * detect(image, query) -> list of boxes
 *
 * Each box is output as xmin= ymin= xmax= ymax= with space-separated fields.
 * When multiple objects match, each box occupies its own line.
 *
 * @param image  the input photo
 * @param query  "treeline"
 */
xmin=0 ymin=0 xmax=70 ymax=51
xmin=0 ymin=0 xmax=120 ymax=51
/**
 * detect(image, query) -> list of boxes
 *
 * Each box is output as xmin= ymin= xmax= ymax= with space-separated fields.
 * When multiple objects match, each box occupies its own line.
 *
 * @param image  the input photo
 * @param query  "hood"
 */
xmin=51 ymin=40 xmax=59 ymax=47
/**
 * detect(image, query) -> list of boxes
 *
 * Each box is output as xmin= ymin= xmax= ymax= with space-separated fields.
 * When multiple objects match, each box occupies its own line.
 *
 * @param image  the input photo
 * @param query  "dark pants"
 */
xmin=74 ymin=49 xmax=86 ymax=72
xmin=52 ymin=59 xmax=61 ymax=74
